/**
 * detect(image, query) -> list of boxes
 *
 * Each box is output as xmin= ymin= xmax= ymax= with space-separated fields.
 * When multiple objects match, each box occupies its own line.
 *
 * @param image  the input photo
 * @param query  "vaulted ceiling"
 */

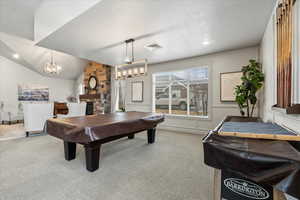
xmin=0 ymin=0 xmax=101 ymax=79
xmin=0 ymin=0 xmax=276 ymax=79
xmin=0 ymin=32 xmax=88 ymax=79
xmin=38 ymin=0 xmax=276 ymax=66
xmin=0 ymin=0 xmax=41 ymax=40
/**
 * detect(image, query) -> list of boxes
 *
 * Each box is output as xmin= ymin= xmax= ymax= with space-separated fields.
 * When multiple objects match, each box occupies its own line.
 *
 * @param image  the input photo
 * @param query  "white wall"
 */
xmin=0 ymin=56 xmax=75 ymax=115
xmin=260 ymin=0 xmax=300 ymax=134
xmin=111 ymin=46 xmax=259 ymax=134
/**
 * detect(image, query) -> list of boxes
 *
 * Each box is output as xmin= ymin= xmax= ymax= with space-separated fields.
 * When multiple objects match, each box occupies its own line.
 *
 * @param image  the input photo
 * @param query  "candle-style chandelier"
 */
xmin=115 ymin=38 xmax=147 ymax=80
xmin=44 ymin=51 xmax=62 ymax=75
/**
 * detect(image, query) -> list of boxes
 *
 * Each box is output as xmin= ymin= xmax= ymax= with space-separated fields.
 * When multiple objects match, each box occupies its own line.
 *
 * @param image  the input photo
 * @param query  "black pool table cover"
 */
xmin=203 ymin=132 xmax=300 ymax=198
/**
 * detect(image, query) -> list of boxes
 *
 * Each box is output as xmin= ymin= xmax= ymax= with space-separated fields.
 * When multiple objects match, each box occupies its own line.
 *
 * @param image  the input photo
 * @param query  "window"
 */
xmin=153 ymin=67 xmax=209 ymax=117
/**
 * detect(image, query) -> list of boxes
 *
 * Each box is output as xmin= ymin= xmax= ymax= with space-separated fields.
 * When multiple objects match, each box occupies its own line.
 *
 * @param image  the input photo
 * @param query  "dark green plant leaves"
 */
xmin=234 ymin=59 xmax=264 ymax=117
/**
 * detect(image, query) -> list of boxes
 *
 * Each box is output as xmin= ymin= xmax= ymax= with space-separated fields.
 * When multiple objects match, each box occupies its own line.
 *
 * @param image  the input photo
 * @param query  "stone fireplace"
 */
xmin=79 ymin=62 xmax=111 ymax=114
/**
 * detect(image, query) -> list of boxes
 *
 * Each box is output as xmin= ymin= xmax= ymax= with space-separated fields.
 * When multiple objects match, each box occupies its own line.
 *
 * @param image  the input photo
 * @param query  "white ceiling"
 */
xmin=0 ymin=0 xmax=276 ymax=79
xmin=34 ymin=0 xmax=102 ymax=42
xmin=0 ymin=0 xmax=42 ymax=40
xmin=0 ymin=0 xmax=99 ymax=79
xmin=37 ymin=0 xmax=277 ymax=66
xmin=0 ymin=32 xmax=88 ymax=79
xmin=0 ymin=38 xmax=34 ymax=70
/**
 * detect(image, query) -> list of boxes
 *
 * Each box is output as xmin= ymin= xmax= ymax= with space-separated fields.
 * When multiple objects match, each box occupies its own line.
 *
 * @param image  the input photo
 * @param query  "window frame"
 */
xmin=152 ymin=66 xmax=210 ymax=119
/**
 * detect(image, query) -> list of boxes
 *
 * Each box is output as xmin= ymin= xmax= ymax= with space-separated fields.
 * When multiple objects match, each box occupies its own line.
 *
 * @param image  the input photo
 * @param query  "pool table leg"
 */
xmin=128 ymin=134 xmax=135 ymax=139
xmin=147 ymin=128 xmax=156 ymax=144
xmin=64 ymin=141 xmax=76 ymax=161
xmin=85 ymin=144 xmax=101 ymax=172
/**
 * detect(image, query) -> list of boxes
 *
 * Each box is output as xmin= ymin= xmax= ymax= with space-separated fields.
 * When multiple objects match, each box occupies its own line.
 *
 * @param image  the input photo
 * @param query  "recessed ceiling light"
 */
xmin=202 ymin=41 xmax=210 ymax=46
xmin=13 ymin=53 xmax=19 ymax=59
xmin=144 ymin=43 xmax=162 ymax=52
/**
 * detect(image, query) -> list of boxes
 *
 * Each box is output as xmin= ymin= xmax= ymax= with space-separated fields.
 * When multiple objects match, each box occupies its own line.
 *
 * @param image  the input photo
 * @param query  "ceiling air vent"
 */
xmin=144 ymin=43 xmax=162 ymax=52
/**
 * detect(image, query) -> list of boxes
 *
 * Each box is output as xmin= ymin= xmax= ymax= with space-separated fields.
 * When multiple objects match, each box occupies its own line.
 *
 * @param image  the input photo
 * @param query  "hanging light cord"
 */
xmin=131 ymin=40 xmax=134 ymax=62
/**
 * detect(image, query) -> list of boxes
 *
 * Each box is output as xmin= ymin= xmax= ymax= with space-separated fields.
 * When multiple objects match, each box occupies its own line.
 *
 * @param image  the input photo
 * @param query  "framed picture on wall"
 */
xmin=131 ymin=81 xmax=143 ymax=102
xmin=220 ymin=71 xmax=243 ymax=102
xmin=18 ymin=84 xmax=49 ymax=101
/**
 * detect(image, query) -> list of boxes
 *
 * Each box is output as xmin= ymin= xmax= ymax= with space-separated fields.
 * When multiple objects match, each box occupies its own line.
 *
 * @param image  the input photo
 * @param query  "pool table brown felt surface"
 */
xmin=46 ymin=111 xmax=164 ymax=172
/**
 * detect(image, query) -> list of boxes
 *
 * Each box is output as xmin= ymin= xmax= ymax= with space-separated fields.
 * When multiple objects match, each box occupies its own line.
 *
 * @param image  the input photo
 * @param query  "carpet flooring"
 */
xmin=0 ymin=130 xmax=213 ymax=200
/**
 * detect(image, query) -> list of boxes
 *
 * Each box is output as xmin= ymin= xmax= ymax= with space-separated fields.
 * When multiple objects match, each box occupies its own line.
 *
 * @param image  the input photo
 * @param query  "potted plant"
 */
xmin=235 ymin=59 xmax=264 ymax=118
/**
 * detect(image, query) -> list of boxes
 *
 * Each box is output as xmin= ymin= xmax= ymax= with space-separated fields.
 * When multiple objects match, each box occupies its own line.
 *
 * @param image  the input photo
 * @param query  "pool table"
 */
xmin=46 ymin=111 xmax=164 ymax=172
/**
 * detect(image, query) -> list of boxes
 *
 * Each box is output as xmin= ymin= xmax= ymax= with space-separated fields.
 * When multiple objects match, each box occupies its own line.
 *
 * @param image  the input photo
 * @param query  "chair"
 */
xmin=0 ymin=111 xmax=11 ymax=124
xmin=0 ymin=102 xmax=23 ymax=124
xmin=10 ymin=102 xmax=24 ymax=123
xmin=0 ymin=101 xmax=6 ymax=124
xmin=57 ymin=102 xmax=87 ymax=118
xmin=23 ymin=103 xmax=54 ymax=136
